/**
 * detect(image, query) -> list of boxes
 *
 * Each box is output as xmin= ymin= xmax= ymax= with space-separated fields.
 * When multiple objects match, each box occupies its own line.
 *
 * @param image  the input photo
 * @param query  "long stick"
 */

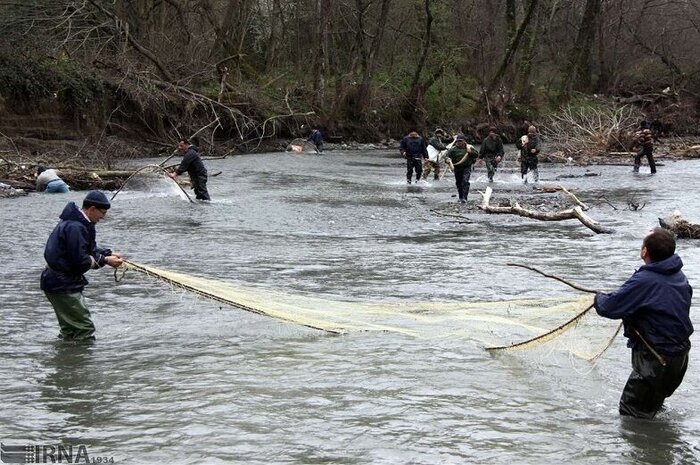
xmin=110 ymin=164 xmax=194 ymax=202
xmin=506 ymin=263 xmax=598 ymax=294
xmin=158 ymin=150 xmax=179 ymax=167
xmin=586 ymin=322 xmax=623 ymax=362
xmin=632 ymin=327 xmax=667 ymax=366
xmin=486 ymin=303 xmax=594 ymax=352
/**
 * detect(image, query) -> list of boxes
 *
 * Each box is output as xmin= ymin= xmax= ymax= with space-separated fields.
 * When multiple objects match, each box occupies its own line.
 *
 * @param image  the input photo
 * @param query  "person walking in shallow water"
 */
xmin=478 ymin=126 xmax=504 ymax=183
xmin=516 ymin=125 xmax=541 ymax=183
xmin=594 ymin=228 xmax=693 ymax=419
xmin=443 ymin=136 xmax=479 ymax=203
xmin=632 ymin=128 xmax=657 ymax=174
xmin=399 ymin=130 xmax=428 ymax=184
xmin=425 ymin=128 xmax=454 ymax=180
xmin=41 ymin=191 xmax=124 ymax=341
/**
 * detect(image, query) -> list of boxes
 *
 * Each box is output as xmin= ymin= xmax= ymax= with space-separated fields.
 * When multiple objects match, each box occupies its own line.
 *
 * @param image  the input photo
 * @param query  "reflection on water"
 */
xmin=39 ymin=342 xmax=98 ymax=436
xmin=619 ymin=416 xmax=697 ymax=465
xmin=1 ymin=152 xmax=699 ymax=464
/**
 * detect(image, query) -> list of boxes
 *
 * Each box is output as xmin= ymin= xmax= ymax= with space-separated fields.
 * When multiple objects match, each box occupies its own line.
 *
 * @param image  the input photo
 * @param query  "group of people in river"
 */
xmin=38 ymin=117 xmax=688 ymax=422
xmin=399 ymin=125 xmax=541 ymax=203
xmin=397 ymin=120 xmax=660 ymax=204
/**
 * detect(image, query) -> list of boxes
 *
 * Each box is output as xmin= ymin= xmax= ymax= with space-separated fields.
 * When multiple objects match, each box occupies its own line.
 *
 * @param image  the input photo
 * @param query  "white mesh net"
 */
xmin=286 ymin=138 xmax=318 ymax=153
xmin=118 ymin=261 xmax=621 ymax=360
xmin=111 ymin=165 xmax=192 ymax=201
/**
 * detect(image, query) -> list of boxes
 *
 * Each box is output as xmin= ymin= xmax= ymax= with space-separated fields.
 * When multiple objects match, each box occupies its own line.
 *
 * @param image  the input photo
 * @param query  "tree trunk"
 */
xmin=506 ymin=0 xmax=517 ymax=42
xmin=401 ymin=0 xmax=434 ymax=126
xmin=487 ymin=0 xmax=539 ymax=94
xmin=265 ymin=0 xmax=285 ymax=72
xmin=514 ymin=0 xmax=540 ymax=101
xmin=560 ymin=0 xmax=603 ymax=94
xmin=479 ymin=186 xmax=611 ymax=234
xmin=312 ymin=0 xmax=332 ymax=106
xmin=353 ymin=0 xmax=392 ymax=119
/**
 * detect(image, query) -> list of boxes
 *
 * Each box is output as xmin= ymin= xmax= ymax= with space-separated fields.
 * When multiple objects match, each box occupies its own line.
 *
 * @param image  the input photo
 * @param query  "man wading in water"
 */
xmin=443 ymin=136 xmax=479 ymax=203
xmin=169 ymin=138 xmax=211 ymax=200
xmin=399 ymin=130 xmax=428 ymax=184
xmin=478 ymin=126 xmax=504 ymax=183
xmin=41 ymin=191 xmax=124 ymax=341
xmin=594 ymin=228 xmax=693 ymax=419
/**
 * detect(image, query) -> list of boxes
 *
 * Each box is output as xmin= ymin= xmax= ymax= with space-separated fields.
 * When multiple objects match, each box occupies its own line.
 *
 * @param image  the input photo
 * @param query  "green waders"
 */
xmin=485 ymin=156 xmax=500 ymax=182
xmin=45 ymin=292 xmax=96 ymax=340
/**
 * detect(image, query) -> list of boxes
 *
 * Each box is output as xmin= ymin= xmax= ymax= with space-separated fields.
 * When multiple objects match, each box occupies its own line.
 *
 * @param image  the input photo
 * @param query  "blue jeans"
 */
xmin=45 ymin=179 xmax=70 ymax=193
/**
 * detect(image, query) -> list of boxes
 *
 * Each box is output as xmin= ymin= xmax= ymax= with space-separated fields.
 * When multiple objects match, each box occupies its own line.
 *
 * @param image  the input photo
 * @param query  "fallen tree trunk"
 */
xmin=479 ymin=186 xmax=612 ymax=234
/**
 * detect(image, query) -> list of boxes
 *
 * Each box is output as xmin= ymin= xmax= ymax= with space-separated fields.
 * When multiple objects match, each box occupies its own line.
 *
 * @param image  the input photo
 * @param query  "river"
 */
xmin=1 ymin=150 xmax=698 ymax=464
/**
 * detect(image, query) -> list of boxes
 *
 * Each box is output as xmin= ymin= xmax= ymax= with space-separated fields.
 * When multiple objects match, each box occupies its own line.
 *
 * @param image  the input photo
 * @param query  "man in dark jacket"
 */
xmin=41 ymin=191 xmax=124 ymax=340
xmin=478 ymin=126 xmax=504 ymax=183
xmin=399 ymin=130 xmax=428 ymax=184
xmin=633 ymin=128 xmax=656 ymax=174
xmin=169 ymin=138 xmax=210 ymax=200
xmin=425 ymin=128 xmax=454 ymax=180
xmin=594 ymin=228 xmax=693 ymax=419
xmin=516 ymin=125 xmax=541 ymax=184
xmin=444 ymin=136 xmax=479 ymax=203
xmin=307 ymin=128 xmax=324 ymax=153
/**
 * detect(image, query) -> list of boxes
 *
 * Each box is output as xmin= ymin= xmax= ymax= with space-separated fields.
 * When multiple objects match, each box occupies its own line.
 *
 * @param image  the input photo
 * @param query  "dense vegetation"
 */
xmin=0 ymin=0 xmax=699 ymax=154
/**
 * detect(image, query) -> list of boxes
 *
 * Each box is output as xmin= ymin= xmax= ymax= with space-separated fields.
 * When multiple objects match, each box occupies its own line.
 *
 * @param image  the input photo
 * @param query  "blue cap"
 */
xmin=83 ymin=190 xmax=111 ymax=209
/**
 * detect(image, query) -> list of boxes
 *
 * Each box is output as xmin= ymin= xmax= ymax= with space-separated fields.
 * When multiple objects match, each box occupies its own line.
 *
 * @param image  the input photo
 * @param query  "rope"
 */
xmin=451 ymin=145 xmax=477 ymax=167
xmin=110 ymin=164 xmax=194 ymax=202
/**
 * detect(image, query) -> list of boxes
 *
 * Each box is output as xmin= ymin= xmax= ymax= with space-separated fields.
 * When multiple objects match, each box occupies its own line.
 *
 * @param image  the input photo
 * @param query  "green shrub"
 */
xmin=0 ymin=54 xmax=104 ymax=114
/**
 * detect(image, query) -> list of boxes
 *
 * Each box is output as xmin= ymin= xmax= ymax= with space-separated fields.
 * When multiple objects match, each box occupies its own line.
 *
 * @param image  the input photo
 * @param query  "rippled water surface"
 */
xmin=1 ymin=150 xmax=699 ymax=464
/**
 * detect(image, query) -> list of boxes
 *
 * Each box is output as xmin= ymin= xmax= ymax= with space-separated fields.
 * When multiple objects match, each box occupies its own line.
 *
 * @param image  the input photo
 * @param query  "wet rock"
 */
xmin=0 ymin=182 xmax=27 ymax=197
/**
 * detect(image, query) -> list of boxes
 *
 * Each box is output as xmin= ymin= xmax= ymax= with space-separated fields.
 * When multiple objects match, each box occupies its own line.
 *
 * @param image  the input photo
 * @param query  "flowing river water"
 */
xmin=1 ymin=149 xmax=699 ymax=464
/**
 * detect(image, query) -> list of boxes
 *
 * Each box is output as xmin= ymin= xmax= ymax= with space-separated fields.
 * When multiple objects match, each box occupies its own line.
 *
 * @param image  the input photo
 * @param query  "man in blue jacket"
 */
xmin=307 ymin=128 xmax=324 ymax=153
xmin=41 ymin=191 xmax=124 ymax=340
xmin=594 ymin=228 xmax=693 ymax=419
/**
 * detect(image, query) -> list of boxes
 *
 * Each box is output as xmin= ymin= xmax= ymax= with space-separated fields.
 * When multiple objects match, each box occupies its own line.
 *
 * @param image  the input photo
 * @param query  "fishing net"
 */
xmin=286 ymin=138 xmax=318 ymax=153
xmin=116 ymin=261 xmax=621 ymax=360
xmin=110 ymin=165 xmax=193 ymax=202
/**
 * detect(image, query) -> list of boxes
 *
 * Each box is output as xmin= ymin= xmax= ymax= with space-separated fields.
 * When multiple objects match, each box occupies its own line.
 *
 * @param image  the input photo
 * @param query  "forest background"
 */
xmin=0 ymin=0 xmax=699 ymax=162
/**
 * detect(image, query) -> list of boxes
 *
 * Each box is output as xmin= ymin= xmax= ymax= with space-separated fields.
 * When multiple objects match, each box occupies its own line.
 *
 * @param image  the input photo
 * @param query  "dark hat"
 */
xmin=434 ymin=128 xmax=445 ymax=135
xmin=83 ymin=190 xmax=111 ymax=210
xmin=455 ymin=135 xmax=466 ymax=141
xmin=37 ymin=165 xmax=47 ymax=175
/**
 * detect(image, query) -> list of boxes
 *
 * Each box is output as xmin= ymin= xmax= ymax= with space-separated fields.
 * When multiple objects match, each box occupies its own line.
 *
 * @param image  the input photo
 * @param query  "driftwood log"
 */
xmin=479 ymin=186 xmax=612 ymax=234
xmin=659 ymin=212 xmax=700 ymax=239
